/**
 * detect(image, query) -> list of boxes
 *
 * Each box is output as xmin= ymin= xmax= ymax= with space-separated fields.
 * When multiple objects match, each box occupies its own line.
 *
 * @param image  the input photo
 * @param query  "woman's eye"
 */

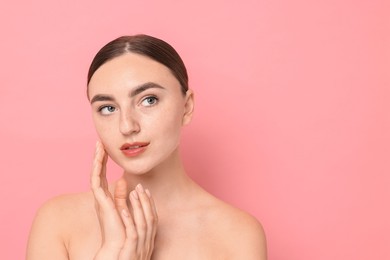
xmin=99 ymin=106 xmax=116 ymax=115
xmin=141 ymin=96 xmax=158 ymax=107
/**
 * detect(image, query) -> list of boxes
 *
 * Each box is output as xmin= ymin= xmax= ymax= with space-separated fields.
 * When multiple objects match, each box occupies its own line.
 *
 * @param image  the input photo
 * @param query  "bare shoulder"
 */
xmin=202 ymin=195 xmax=267 ymax=259
xmin=26 ymin=192 xmax=94 ymax=260
xmin=32 ymin=191 xmax=94 ymax=229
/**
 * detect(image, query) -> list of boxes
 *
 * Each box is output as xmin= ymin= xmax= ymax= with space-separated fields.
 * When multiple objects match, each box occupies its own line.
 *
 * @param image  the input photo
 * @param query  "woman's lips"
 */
xmin=120 ymin=142 xmax=149 ymax=157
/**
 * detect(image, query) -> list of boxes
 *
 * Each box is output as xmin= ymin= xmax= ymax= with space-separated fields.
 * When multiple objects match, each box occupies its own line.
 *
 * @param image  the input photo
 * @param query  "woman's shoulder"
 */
xmin=205 ymin=195 xmax=266 ymax=236
xmin=30 ymin=191 xmax=95 ymax=235
xmin=27 ymin=191 xmax=96 ymax=259
xmin=36 ymin=191 xmax=94 ymax=218
xmin=200 ymin=193 xmax=267 ymax=259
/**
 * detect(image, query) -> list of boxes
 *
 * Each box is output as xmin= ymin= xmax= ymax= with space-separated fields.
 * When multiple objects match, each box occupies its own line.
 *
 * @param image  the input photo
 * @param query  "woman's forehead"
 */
xmin=88 ymin=53 xmax=180 ymax=96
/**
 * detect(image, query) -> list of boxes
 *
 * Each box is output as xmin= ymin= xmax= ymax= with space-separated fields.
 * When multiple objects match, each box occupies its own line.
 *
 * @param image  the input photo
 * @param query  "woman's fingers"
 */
xmin=114 ymin=178 xmax=138 ymax=253
xmin=91 ymin=142 xmax=102 ymax=189
xmin=114 ymin=178 xmax=129 ymax=212
xmin=118 ymin=208 xmax=137 ymax=259
xmin=116 ymin=182 xmax=159 ymax=259
xmin=144 ymin=188 xmax=158 ymax=255
xmin=138 ymin=187 xmax=158 ymax=249
xmin=130 ymin=187 xmax=147 ymax=254
xmin=101 ymin=150 xmax=109 ymax=196
xmin=91 ymin=141 xmax=110 ymax=208
xmin=129 ymin=184 xmax=158 ymax=257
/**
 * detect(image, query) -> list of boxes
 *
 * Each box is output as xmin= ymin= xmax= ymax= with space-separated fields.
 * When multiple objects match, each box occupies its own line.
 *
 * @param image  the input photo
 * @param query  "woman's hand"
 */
xmin=91 ymin=141 xmax=158 ymax=260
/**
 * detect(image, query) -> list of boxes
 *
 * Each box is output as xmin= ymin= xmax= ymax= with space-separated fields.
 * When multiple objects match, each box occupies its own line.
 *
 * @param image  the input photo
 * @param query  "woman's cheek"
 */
xmin=96 ymin=122 xmax=117 ymax=152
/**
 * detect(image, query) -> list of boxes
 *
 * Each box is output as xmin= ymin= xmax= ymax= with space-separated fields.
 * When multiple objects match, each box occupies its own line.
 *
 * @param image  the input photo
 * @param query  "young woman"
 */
xmin=26 ymin=34 xmax=267 ymax=259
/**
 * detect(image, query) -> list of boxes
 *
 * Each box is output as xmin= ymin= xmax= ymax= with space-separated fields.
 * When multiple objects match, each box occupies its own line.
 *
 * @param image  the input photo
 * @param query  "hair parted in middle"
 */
xmin=87 ymin=34 xmax=189 ymax=96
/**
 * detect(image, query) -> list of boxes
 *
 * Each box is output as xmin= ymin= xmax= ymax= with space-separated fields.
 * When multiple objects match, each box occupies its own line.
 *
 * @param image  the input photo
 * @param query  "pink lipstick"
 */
xmin=120 ymin=142 xmax=149 ymax=157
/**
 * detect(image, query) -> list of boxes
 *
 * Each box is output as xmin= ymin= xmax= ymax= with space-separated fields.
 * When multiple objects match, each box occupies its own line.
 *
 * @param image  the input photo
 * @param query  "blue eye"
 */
xmin=141 ymin=96 xmax=158 ymax=107
xmin=99 ymin=106 xmax=116 ymax=115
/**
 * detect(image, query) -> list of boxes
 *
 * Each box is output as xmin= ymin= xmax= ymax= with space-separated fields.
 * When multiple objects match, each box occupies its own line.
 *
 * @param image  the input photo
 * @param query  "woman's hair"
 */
xmin=87 ymin=34 xmax=188 ymax=95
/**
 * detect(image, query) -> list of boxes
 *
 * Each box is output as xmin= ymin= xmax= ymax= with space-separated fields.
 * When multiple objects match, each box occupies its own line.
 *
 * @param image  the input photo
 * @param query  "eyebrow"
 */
xmin=90 ymin=82 xmax=165 ymax=104
xmin=130 ymin=82 xmax=165 ymax=97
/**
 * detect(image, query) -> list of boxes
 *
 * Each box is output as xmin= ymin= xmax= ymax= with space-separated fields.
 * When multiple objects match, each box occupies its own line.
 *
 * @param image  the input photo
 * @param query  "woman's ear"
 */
xmin=182 ymin=89 xmax=195 ymax=126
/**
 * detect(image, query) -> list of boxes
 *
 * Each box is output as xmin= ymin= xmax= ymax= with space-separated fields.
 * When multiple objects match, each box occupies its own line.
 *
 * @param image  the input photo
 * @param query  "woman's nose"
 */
xmin=119 ymin=111 xmax=140 ymax=135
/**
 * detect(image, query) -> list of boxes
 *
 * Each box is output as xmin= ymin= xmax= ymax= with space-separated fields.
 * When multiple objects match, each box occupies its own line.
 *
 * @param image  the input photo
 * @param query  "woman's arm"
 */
xmin=26 ymin=197 xmax=69 ymax=260
xmin=230 ymin=215 xmax=267 ymax=260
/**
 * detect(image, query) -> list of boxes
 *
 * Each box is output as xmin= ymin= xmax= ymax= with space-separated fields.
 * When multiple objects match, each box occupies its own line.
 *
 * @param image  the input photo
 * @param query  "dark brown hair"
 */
xmin=87 ymin=34 xmax=188 ymax=95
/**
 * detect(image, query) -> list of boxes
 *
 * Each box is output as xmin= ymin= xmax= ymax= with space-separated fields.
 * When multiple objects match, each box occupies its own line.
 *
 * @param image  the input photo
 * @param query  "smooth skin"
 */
xmin=26 ymin=53 xmax=267 ymax=259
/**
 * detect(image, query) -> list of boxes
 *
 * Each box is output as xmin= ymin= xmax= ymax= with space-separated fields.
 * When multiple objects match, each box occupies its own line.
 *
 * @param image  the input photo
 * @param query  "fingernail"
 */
xmin=122 ymin=208 xmax=129 ymax=217
xmin=136 ymin=184 xmax=144 ymax=193
xmin=145 ymin=189 xmax=151 ymax=198
xmin=131 ymin=190 xmax=139 ymax=200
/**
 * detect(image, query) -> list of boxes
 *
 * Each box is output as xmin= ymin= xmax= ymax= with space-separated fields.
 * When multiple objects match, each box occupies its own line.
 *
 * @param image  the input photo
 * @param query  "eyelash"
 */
xmin=97 ymin=105 xmax=116 ymax=115
xmin=141 ymin=96 xmax=159 ymax=106
xmin=96 ymin=96 xmax=159 ymax=115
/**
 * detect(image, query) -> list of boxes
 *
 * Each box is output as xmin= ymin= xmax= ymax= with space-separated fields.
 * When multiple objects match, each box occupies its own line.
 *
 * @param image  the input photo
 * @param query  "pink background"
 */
xmin=1 ymin=1 xmax=389 ymax=259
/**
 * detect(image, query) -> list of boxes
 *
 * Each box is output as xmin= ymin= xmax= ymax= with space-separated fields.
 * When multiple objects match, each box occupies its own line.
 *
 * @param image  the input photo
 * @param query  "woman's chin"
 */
xmin=123 ymin=168 xmax=151 ymax=176
xmin=118 ymin=161 xmax=155 ymax=176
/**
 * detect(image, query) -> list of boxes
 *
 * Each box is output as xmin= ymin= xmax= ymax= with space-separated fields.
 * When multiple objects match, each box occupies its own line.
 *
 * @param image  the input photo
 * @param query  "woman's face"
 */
xmin=88 ymin=53 xmax=193 ymax=174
